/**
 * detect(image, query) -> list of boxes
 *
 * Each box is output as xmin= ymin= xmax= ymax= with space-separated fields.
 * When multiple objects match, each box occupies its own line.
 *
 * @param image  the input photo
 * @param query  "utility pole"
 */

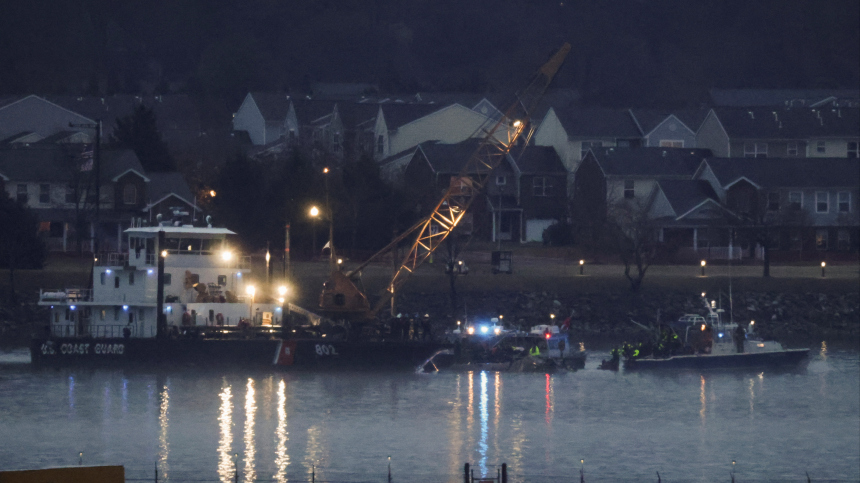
xmin=284 ymin=222 xmax=291 ymax=281
xmin=69 ymin=119 xmax=102 ymax=253
xmin=323 ymin=167 xmax=335 ymax=272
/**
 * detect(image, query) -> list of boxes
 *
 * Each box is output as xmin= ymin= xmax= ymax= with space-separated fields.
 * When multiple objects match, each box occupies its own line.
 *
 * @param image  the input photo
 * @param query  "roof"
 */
xmin=145 ymin=172 xmax=195 ymax=207
xmin=592 ymin=147 xmax=713 ymax=177
xmin=656 ymin=179 xmax=720 ymax=218
xmin=417 ymin=139 xmax=484 ymax=173
xmin=124 ymin=226 xmax=235 ymax=238
xmin=552 ymin=107 xmax=642 ymax=138
xmin=513 ymin=145 xmax=565 ymax=174
xmin=711 ymin=107 xmax=860 ymax=139
xmin=630 ymin=109 xmax=710 ymax=135
xmin=709 ymin=89 xmax=860 ymax=108
xmin=247 ymin=92 xmax=293 ymax=122
xmin=101 ymin=149 xmax=148 ymax=182
xmin=705 ymin=157 xmax=860 ymax=189
xmin=0 ymin=146 xmax=74 ymax=182
xmin=379 ymin=104 xmax=446 ymax=131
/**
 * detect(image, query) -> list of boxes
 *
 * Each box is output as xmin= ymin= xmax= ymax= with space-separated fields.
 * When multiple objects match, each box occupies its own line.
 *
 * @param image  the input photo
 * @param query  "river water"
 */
xmin=0 ymin=345 xmax=857 ymax=483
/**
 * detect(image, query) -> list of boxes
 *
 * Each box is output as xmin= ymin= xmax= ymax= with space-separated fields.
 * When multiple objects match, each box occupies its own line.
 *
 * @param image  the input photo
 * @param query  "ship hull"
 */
xmin=30 ymin=337 xmax=446 ymax=370
xmin=624 ymin=348 xmax=810 ymax=371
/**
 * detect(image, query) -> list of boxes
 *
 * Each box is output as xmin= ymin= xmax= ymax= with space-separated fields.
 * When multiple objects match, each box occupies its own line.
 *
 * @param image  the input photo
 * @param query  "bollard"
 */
xmin=463 ymin=463 xmax=470 ymax=483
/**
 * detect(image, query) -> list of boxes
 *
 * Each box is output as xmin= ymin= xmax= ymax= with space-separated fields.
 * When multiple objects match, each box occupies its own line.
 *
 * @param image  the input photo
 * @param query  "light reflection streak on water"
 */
xmin=218 ymin=384 xmax=233 ymax=483
xmin=305 ymin=426 xmax=322 ymax=482
xmin=467 ymin=372 xmax=474 ymax=455
xmin=478 ymin=371 xmax=489 ymax=475
xmin=158 ymin=382 xmax=170 ymax=479
xmin=244 ymin=379 xmax=256 ymax=483
xmin=748 ymin=377 xmax=755 ymax=417
xmin=68 ymin=376 xmax=75 ymax=413
xmin=699 ymin=375 xmax=706 ymax=426
xmin=274 ymin=379 xmax=289 ymax=483
xmin=820 ymin=341 xmax=828 ymax=360
xmin=448 ymin=374 xmax=463 ymax=475
xmin=545 ymin=373 xmax=553 ymax=425
xmin=121 ymin=378 xmax=128 ymax=414
xmin=493 ymin=372 xmax=500 ymax=460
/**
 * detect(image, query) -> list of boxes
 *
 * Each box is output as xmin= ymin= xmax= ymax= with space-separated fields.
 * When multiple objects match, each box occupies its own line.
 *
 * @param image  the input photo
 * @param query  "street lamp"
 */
xmin=309 ymin=206 xmax=319 ymax=259
xmin=700 ymin=260 xmax=707 ymax=276
xmin=579 ymin=259 xmax=585 ymax=275
xmin=323 ymin=167 xmax=335 ymax=271
xmin=821 ymin=261 xmax=826 ymax=278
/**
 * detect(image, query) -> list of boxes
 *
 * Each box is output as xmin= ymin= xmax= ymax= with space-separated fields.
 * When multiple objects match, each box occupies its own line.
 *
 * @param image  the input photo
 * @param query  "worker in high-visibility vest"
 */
xmin=529 ymin=343 xmax=541 ymax=357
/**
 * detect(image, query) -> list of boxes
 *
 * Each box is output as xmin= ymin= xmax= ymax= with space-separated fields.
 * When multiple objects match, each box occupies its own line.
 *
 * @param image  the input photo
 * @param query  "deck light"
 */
xmin=123 ymin=305 xmax=129 ymax=311
xmin=236 ymin=272 xmax=241 ymax=278
xmin=513 ymin=120 xmax=522 ymax=127
xmin=221 ymin=250 xmax=233 ymax=261
xmin=70 ymin=305 xmax=76 ymax=310
xmin=161 ymin=250 xmax=168 ymax=258
xmin=467 ymin=326 xmax=475 ymax=335
xmin=494 ymin=327 xmax=502 ymax=335
xmin=309 ymin=206 xmax=320 ymax=217
xmin=147 ymin=269 xmax=153 ymax=275
xmin=277 ymin=298 xmax=285 ymax=304
xmin=278 ymin=286 xmax=288 ymax=296
xmin=245 ymin=285 xmax=256 ymax=297
xmin=105 ymin=269 xmax=111 ymax=274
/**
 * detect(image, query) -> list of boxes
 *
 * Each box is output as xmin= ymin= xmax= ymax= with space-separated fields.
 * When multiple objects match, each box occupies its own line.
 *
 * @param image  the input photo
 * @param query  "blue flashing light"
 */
xmin=718 ymin=332 xmax=724 ymax=338
xmin=105 ymin=269 xmax=111 ymax=274
xmin=237 ymin=272 xmax=242 ymax=278
xmin=123 ymin=305 xmax=129 ymax=311
xmin=50 ymin=305 xmax=54 ymax=309
xmin=147 ymin=269 xmax=154 ymax=275
xmin=70 ymin=305 xmax=76 ymax=310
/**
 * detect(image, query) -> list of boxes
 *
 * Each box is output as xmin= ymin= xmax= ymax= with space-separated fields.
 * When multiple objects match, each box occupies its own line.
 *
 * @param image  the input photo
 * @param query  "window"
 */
xmin=838 ymin=191 xmax=850 ymax=212
xmin=787 ymin=142 xmax=798 ymax=156
xmin=139 ymin=309 xmax=145 ymax=321
xmin=816 ymin=141 xmax=826 ymax=154
xmin=816 ymin=192 xmax=829 ymax=213
xmin=332 ymin=132 xmax=342 ymax=152
xmin=581 ymin=141 xmax=602 ymax=159
xmin=849 ymin=142 xmax=859 ymax=158
xmin=16 ymin=184 xmax=27 ymax=203
xmin=101 ymin=272 xmax=106 ymax=285
xmin=123 ymin=184 xmax=136 ymax=205
xmin=114 ymin=276 xmax=120 ymax=288
xmin=767 ymin=192 xmax=780 ymax=211
xmin=532 ymin=177 xmax=552 ymax=197
xmin=128 ymin=272 xmax=135 ymax=285
xmin=743 ymin=142 xmax=768 ymax=158
xmin=496 ymin=176 xmax=506 ymax=186
xmin=624 ymin=179 xmax=635 ymax=199
xmin=164 ymin=273 xmax=172 ymax=285
xmin=837 ymin=230 xmax=850 ymax=251
xmin=217 ymin=275 xmax=227 ymax=286
xmin=376 ymin=135 xmax=384 ymax=154
xmin=114 ymin=307 xmax=120 ymax=321
xmin=65 ymin=188 xmax=75 ymax=204
xmin=788 ymin=191 xmax=802 ymax=210
xmin=659 ymin=140 xmax=684 ymax=148
xmin=100 ymin=310 xmax=106 ymax=321
xmin=816 ymin=229 xmax=828 ymax=250
xmin=39 ymin=184 xmax=50 ymax=204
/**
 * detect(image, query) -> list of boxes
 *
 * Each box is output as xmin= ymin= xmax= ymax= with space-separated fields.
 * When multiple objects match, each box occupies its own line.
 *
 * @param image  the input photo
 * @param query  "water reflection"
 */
xmin=68 ymin=376 xmax=75 ymax=413
xmin=545 ymin=373 xmax=554 ymax=425
xmin=699 ymin=375 xmax=706 ymax=425
xmin=244 ymin=379 xmax=256 ymax=482
xmin=820 ymin=341 xmax=828 ymax=360
xmin=274 ymin=379 xmax=289 ymax=482
xmin=218 ymin=383 xmax=233 ymax=482
xmin=479 ymin=371 xmax=488 ymax=475
xmin=158 ymin=381 xmax=170 ymax=479
xmin=121 ymin=378 xmax=128 ymax=415
xmin=305 ymin=426 xmax=322 ymax=481
xmin=493 ymin=372 xmax=500 ymax=461
xmin=448 ymin=374 xmax=463 ymax=474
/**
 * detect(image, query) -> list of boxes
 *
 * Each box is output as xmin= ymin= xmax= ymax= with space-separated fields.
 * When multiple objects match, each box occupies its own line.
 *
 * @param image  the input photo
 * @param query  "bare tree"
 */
xmin=605 ymin=199 xmax=660 ymax=291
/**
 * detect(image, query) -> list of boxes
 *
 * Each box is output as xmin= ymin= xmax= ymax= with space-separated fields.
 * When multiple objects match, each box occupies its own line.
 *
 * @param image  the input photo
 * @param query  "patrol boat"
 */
xmin=623 ymin=295 xmax=810 ymax=371
xmin=30 ymin=215 xmax=441 ymax=369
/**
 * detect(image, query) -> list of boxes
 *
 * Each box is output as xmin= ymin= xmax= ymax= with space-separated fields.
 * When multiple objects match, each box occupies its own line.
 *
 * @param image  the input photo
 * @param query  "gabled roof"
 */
xmin=247 ymin=92 xmax=293 ymax=122
xmin=379 ymin=104 xmax=446 ymax=131
xmin=417 ymin=139 xmax=484 ymax=174
xmin=144 ymin=172 xmax=197 ymax=210
xmin=709 ymin=89 xmax=860 ymax=108
xmin=289 ymin=99 xmax=338 ymax=126
xmin=592 ymin=147 xmax=713 ymax=177
xmin=705 ymin=157 xmax=860 ymax=189
xmin=630 ymin=109 xmax=710 ymax=136
xmin=0 ymin=131 xmax=40 ymax=144
xmin=101 ymin=149 xmax=149 ymax=182
xmin=656 ymin=179 xmax=720 ymax=218
xmin=0 ymin=146 xmax=74 ymax=182
xmin=710 ymin=107 xmax=859 ymax=139
xmin=513 ymin=146 xmax=565 ymax=174
xmin=552 ymin=107 xmax=642 ymax=139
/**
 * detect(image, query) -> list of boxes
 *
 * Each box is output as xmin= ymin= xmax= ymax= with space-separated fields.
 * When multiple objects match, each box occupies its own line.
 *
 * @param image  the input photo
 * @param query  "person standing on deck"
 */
xmin=735 ymin=323 xmax=746 ymax=353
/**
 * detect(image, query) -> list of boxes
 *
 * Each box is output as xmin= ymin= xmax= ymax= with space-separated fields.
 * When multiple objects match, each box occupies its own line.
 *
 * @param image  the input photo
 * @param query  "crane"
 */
xmin=319 ymin=43 xmax=571 ymax=320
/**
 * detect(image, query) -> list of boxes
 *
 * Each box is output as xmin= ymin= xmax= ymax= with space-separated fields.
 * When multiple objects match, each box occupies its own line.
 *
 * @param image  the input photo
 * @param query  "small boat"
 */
xmin=623 ymin=296 xmax=810 ymax=371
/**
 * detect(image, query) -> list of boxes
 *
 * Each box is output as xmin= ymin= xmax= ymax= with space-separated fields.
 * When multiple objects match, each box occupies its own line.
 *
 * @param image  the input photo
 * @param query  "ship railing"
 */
xmin=40 ymin=288 xmax=93 ymax=303
xmin=95 ymin=252 xmax=129 ymax=266
xmin=51 ymin=324 xmax=129 ymax=338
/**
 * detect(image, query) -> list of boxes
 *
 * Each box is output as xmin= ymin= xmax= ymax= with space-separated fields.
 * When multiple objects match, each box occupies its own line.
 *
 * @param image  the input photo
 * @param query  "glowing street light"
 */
xmin=700 ymin=260 xmax=707 ymax=276
xmin=209 ymin=190 xmax=216 ymax=197
xmin=579 ymin=259 xmax=585 ymax=275
xmin=161 ymin=250 xmax=168 ymax=258
xmin=821 ymin=261 xmax=826 ymax=278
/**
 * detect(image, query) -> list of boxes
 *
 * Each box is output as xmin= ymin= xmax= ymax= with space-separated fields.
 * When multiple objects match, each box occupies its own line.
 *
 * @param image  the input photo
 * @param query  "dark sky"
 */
xmin=1 ymin=0 xmax=858 ymax=108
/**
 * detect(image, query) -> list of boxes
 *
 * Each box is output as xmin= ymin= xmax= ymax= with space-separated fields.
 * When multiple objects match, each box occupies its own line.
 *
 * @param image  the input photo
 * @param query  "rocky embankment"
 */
xmin=392 ymin=290 xmax=860 ymax=346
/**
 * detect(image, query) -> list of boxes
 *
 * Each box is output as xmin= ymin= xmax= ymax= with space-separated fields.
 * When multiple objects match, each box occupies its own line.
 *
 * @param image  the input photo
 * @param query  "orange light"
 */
xmin=545 ymin=333 xmax=551 ymax=340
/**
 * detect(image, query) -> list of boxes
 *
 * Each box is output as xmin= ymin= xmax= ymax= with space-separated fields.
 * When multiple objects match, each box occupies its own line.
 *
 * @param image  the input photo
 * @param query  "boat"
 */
xmin=30 ymin=214 xmax=443 ymax=369
xmin=623 ymin=295 xmax=810 ymax=371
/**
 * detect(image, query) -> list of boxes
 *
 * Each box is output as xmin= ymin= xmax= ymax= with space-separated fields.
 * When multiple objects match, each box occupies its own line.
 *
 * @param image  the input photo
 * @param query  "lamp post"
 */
xmin=579 ymin=259 xmax=585 ymax=275
xmin=265 ymin=243 xmax=271 ymax=288
xmin=309 ymin=206 xmax=319 ymax=260
xmin=323 ymin=167 xmax=336 ymax=272
xmin=821 ymin=261 xmax=826 ymax=278
xmin=700 ymin=260 xmax=707 ymax=277
xmin=284 ymin=222 xmax=291 ymax=280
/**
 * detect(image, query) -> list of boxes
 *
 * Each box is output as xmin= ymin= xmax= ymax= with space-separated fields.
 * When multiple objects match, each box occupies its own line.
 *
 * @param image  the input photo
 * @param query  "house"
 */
xmin=401 ymin=139 xmax=567 ymax=242
xmin=696 ymin=107 xmax=860 ymax=158
xmin=708 ymin=89 xmax=860 ymax=108
xmin=0 ymin=95 xmax=96 ymax=143
xmin=0 ymin=144 xmax=197 ymax=253
xmin=695 ymin=157 xmax=860 ymax=257
xmin=232 ymin=92 xmax=293 ymax=146
xmin=630 ymin=109 xmax=710 ymax=148
xmin=533 ymin=107 xmax=643 ymax=176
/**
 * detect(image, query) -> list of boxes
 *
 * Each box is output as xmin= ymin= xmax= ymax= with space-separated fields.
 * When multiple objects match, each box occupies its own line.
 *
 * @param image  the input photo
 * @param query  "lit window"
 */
xmin=659 ymin=140 xmax=683 ymax=148
xmin=837 ymin=191 xmax=850 ymax=213
xmin=816 ymin=229 xmax=828 ymax=250
xmin=816 ymin=192 xmax=829 ymax=213
xmin=788 ymin=191 xmax=802 ymax=210
xmin=744 ymin=142 xmax=768 ymax=158
xmin=787 ymin=142 xmax=798 ymax=156
xmin=624 ymin=179 xmax=635 ymax=199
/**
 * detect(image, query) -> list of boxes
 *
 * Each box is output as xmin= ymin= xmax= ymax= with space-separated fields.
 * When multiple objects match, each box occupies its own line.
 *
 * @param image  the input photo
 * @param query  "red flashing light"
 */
xmin=545 ymin=333 xmax=551 ymax=339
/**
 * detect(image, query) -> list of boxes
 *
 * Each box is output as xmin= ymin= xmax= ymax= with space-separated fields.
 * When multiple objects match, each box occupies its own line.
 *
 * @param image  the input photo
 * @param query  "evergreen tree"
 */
xmin=111 ymin=105 xmax=176 ymax=172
